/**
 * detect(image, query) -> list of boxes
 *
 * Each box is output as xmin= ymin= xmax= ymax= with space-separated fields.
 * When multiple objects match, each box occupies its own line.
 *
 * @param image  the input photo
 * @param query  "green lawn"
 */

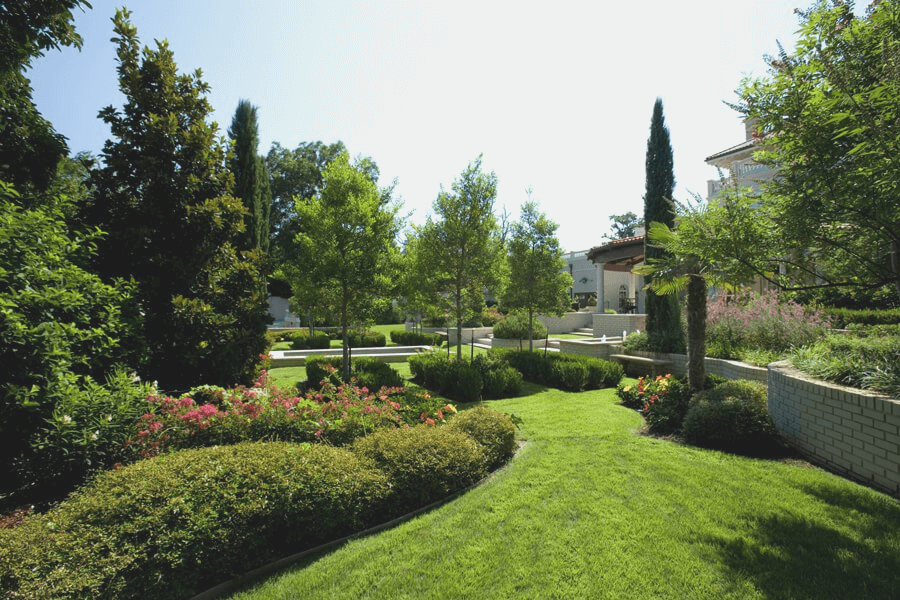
xmin=227 ymin=382 xmax=900 ymax=599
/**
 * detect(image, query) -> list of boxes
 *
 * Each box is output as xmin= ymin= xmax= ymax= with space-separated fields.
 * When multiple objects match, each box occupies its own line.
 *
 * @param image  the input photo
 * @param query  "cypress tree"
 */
xmin=643 ymin=98 xmax=684 ymax=352
xmin=228 ymin=99 xmax=270 ymax=252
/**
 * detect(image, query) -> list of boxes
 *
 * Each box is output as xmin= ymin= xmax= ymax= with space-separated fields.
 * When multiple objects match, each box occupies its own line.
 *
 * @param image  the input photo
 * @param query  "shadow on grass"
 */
xmin=701 ymin=481 xmax=900 ymax=600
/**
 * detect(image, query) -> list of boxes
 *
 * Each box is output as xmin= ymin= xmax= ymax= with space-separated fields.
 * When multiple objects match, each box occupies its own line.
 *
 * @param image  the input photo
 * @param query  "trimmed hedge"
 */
xmin=290 ymin=330 xmax=331 ymax=350
xmin=0 ymin=443 xmax=392 ymax=600
xmin=493 ymin=312 xmax=548 ymax=340
xmin=682 ymin=380 xmax=779 ymax=454
xmin=389 ymin=330 xmax=445 ymax=347
xmin=408 ymin=352 xmax=521 ymax=402
xmin=348 ymin=330 xmax=387 ymax=348
xmin=353 ymin=425 xmax=487 ymax=512
xmin=824 ymin=307 xmax=900 ymax=328
xmin=447 ymin=406 xmax=517 ymax=471
xmin=498 ymin=350 xmax=624 ymax=391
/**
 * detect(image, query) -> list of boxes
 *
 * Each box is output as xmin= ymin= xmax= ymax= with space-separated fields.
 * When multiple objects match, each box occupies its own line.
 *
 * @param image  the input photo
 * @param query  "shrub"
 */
xmin=622 ymin=331 xmax=649 ymax=351
xmin=0 ymin=442 xmax=392 ymax=600
xmin=791 ymin=333 xmax=900 ymax=397
xmin=305 ymin=356 xmax=343 ymax=386
xmin=682 ymin=380 xmax=779 ymax=454
xmin=472 ymin=353 xmax=523 ymax=399
xmin=824 ymin=307 xmax=900 ymax=328
xmin=389 ymin=330 xmax=444 ymax=347
xmin=348 ymin=330 xmax=386 ymax=348
xmin=493 ymin=312 xmax=548 ymax=340
xmin=290 ymin=330 xmax=331 ymax=350
xmin=706 ymin=291 xmax=831 ymax=360
xmin=448 ymin=406 xmax=517 ymax=470
xmin=499 ymin=350 xmax=623 ymax=391
xmin=481 ymin=305 xmax=504 ymax=326
xmin=408 ymin=351 xmax=452 ymax=390
xmin=634 ymin=375 xmax=692 ymax=435
xmin=13 ymin=370 xmax=157 ymax=501
xmin=353 ymin=425 xmax=487 ymax=512
xmin=352 ymin=357 xmax=404 ymax=391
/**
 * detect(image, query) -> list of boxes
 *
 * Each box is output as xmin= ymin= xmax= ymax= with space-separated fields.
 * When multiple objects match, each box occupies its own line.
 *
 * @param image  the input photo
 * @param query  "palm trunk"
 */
xmin=686 ymin=273 xmax=707 ymax=393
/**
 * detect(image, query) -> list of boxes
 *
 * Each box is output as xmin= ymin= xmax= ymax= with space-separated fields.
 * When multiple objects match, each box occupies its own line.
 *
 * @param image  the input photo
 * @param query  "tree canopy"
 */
xmin=290 ymin=151 xmax=402 ymax=379
xmin=414 ymin=156 xmax=507 ymax=358
xmin=504 ymin=198 xmax=573 ymax=350
xmin=735 ymin=0 xmax=900 ymax=295
xmin=642 ymin=98 xmax=682 ymax=352
xmin=86 ymin=9 xmax=269 ymax=390
xmin=603 ymin=211 xmax=642 ymax=240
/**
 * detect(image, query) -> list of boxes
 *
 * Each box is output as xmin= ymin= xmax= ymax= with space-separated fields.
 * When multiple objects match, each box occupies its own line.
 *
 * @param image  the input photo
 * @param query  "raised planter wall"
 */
xmin=491 ymin=337 xmax=548 ymax=350
xmin=623 ymin=350 xmax=768 ymax=384
xmin=768 ymin=361 xmax=900 ymax=497
xmin=557 ymin=339 xmax=620 ymax=360
xmin=411 ymin=326 xmax=493 ymax=345
xmin=593 ymin=314 xmax=646 ymax=338
xmin=537 ymin=312 xmax=594 ymax=333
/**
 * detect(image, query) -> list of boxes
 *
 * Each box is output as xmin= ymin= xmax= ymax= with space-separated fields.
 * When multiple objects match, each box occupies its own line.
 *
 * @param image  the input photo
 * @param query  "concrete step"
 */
xmin=573 ymin=328 xmax=594 ymax=336
xmin=547 ymin=339 xmax=560 ymax=348
xmin=476 ymin=338 xmax=493 ymax=346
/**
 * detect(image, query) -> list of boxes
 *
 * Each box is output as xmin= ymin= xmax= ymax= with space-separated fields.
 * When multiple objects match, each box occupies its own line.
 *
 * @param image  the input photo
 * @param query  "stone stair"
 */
xmin=573 ymin=327 xmax=594 ymax=336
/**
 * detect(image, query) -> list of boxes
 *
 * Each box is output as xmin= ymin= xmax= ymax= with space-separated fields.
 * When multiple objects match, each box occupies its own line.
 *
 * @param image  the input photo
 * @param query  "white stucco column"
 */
xmin=595 ymin=262 xmax=605 ymax=313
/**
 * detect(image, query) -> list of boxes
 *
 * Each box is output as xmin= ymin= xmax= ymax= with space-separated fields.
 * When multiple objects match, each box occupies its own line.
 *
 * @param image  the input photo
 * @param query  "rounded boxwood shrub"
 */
xmin=447 ymin=406 xmax=516 ymax=470
xmin=352 ymin=357 xmax=404 ymax=390
xmin=353 ymin=425 xmax=487 ymax=512
xmin=682 ymin=380 xmax=779 ymax=454
xmin=389 ymin=330 xmax=444 ymax=347
xmin=347 ymin=330 xmax=386 ymax=348
xmin=290 ymin=330 xmax=330 ymax=350
xmin=473 ymin=353 xmax=523 ymax=399
xmin=493 ymin=312 xmax=548 ymax=340
xmin=305 ymin=356 xmax=343 ymax=386
xmin=0 ymin=442 xmax=391 ymax=600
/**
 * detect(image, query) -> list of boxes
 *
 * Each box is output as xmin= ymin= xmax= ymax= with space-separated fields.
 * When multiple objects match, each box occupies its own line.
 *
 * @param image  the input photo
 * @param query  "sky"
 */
xmin=28 ymin=0 xmax=865 ymax=253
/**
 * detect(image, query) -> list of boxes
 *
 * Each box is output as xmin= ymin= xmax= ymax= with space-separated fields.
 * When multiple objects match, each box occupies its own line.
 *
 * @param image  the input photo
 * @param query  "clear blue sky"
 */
xmin=28 ymin=1 xmax=863 ymax=252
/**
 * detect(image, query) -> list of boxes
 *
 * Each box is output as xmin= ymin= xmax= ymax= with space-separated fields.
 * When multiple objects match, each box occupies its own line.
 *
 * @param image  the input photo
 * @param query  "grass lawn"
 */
xmin=227 ymin=382 xmax=900 ymax=599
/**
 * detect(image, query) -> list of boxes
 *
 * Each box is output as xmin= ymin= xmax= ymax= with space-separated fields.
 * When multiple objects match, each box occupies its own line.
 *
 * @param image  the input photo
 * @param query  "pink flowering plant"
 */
xmin=126 ymin=367 xmax=453 ymax=459
xmin=616 ymin=374 xmax=691 ymax=435
xmin=706 ymin=290 xmax=831 ymax=364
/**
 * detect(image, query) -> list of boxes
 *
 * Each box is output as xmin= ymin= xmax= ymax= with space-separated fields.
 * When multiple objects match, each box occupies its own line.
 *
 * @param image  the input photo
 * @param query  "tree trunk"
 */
xmin=528 ymin=308 xmax=534 ymax=352
xmin=341 ymin=290 xmax=351 ymax=382
xmin=686 ymin=273 xmax=707 ymax=394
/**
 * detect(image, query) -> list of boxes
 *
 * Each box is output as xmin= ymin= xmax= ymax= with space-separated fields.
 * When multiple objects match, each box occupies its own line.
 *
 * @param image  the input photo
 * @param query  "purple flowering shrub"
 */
xmin=706 ymin=290 xmax=831 ymax=364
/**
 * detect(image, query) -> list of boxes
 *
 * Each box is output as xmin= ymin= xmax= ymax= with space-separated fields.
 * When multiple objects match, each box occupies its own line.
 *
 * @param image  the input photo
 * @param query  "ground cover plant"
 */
xmin=791 ymin=327 xmax=900 ymax=398
xmin=224 ymin=385 xmax=900 ymax=600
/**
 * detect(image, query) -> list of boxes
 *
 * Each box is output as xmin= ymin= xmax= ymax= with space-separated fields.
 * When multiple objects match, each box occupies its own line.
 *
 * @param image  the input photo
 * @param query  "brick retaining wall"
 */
xmin=768 ymin=361 xmax=900 ymax=497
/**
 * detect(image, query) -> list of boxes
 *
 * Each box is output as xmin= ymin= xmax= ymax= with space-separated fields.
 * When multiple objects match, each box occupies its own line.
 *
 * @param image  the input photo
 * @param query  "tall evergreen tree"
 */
xmin=86 ymin=9 xmax=269 ymax=390
xmin=643 ymin=97 xmax=683 ymax=352
xmin=228 ymin=99 xmax=270 ymax=252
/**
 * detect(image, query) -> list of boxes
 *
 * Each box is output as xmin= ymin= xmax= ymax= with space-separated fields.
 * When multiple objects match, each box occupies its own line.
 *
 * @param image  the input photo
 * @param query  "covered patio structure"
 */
xmin=586 ymin=235 xmax=646 ymax=314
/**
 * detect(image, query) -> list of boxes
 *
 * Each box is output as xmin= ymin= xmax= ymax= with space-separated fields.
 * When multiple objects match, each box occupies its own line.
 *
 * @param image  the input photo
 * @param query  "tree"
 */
xmin=228 ymin=99 xmax=271 ymax=252
xmin=643 ymin=98 xmax=683 ymax=352
xmin=86 ymin=9 xmax=269 ymax=390
xmin=266 ymin=140 xmax=348 ymax=260
xmin=504 ymin=197 xmax=573 ymax=350
xmin=735 ymin=0 xmax=900 ymax=295
xmin=415 ymin=155 xmax=507 ymax=359
xmin=636 ymin=188 xmax=775 ymax=392
xmin=0 ymin=1 xmax=91 ymax=193
xmin=603 ymin=211 xmax=642 ymax=240
xmin=291 ymin=152 xmax=402 ymax=380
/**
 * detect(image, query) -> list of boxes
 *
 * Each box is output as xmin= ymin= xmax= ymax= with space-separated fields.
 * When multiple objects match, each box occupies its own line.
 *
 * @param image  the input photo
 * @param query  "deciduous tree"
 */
xmin=414 ymin=156 xmax=508 ymax=359
xmin=735 ymin=0 xmax=900 ymax=295
xmin=603 ymin=211 xmax=642 ymax=240
xmin=291 ymin=152 xmax=402 ymax=379
xmin=504 ymin=198 xmax=573 ymax=350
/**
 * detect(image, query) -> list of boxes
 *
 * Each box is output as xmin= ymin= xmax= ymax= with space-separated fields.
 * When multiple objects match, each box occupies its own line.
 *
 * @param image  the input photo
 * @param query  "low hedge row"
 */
xmin=389 ymin=330 xmax=445 ymax=347
xmin=290 ymin=330 xmax=331 ymax=350
xmin=408 ymin=352 xmax=522 ymax=402
xmin=825 ymin=307 xmax=900 ymax=328
xmin=305 ymin=356 xmax=404 ymax=390
xmin=498 ymin=350 xmax=624 ymax=391
xmin=0 ymin=408 xmax=516 ymax=600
